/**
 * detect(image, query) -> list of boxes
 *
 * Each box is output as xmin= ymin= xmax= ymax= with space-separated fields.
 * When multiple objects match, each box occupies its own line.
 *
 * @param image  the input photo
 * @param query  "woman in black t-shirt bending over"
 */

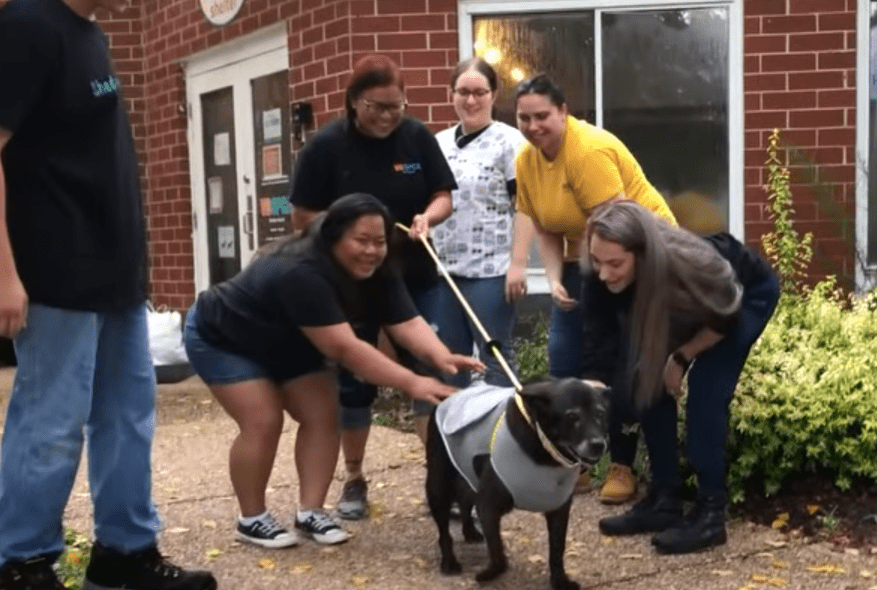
xmin=184 ymin=194 xmax=480 ymax=549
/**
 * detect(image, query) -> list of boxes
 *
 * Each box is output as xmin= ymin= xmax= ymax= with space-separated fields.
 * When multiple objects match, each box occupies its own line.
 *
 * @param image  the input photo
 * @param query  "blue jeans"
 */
xmin=0 ymin=303 xmax=160 ymax=565
xmin=549 ymin=262 xmax=585 ymax=378
xmin=433 ymin=276 xmax=515 ymax=388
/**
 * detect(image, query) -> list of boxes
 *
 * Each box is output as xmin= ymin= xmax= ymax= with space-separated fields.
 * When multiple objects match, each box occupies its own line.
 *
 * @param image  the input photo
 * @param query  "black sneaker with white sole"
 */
xmin=83 ymin=542 xmax=216 ymax=590
xmin=295 ymin=510 xmax=350 ymax=545
xmin=236 ymin=512 xmax=300 ymax=548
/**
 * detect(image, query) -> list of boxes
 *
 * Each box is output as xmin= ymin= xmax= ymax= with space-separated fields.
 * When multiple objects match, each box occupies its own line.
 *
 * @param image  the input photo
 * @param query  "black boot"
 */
xmin=652 ymin=496 xmax=727 ymax=554
xmin=598 ymin=490 xmax=682 ymax=536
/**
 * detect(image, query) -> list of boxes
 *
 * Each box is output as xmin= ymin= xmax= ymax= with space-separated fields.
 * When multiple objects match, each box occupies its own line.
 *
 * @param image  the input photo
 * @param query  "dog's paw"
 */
xmin=440 ymin=557 xmax=462 ymax=575
xmin=475 ymin=561 xmax=507 ymax=583
xmin=550 ymin=574 xmax=580 ymax=590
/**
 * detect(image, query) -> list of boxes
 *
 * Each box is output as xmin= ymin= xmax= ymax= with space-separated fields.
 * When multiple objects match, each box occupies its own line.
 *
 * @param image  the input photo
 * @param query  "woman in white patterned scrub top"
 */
xmin=430 ymin=57 xmax=527 ymax=390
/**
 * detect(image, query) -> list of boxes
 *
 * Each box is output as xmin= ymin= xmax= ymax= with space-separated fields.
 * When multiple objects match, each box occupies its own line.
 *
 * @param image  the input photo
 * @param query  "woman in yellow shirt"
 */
xmin=507 ymin=73 xmax=676 ymax=504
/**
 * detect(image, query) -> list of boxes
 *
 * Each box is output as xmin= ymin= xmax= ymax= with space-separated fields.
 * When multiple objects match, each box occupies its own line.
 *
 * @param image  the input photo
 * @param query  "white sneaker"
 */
xmin=295 ymin=510 xmax=350 ymax=545
xmin=236 ymin=512 xmax=300 ymax=548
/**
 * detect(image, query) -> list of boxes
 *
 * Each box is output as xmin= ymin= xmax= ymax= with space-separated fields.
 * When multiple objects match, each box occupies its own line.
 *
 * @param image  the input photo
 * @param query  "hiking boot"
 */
xmin=0 ymin=556 xmax=65 ymax=590
xmin=598 ymin=491 xmax=682 ymax=536
xmin=652 ymin=497 xmax=727 ymax=554
xmin=295 ymin=510 xmax=350 ymax=545
xmin=236 ymin=512 xmax=300 ymax=548
xmin=84 ymin=542 xmax=216 ymax=590
xmin=599 ymin=463 xmax=637 ymax=504
xmin=337 ymin=477 xmax=368 ymax=520
xmin=574 ymin=470 xmax=592 ymax=495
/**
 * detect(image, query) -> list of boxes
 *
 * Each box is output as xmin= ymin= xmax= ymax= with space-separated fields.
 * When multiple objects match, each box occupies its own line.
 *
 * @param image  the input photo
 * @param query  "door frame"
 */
xmin=183 ymin=22 xmax=290 ymax=293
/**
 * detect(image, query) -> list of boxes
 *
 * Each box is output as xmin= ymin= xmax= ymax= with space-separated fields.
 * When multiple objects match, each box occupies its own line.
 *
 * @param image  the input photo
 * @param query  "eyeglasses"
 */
xmin=454 ymin=88 xmax=491 ymax=98
xmin=360 ymin=98 xmax=407 ymax=115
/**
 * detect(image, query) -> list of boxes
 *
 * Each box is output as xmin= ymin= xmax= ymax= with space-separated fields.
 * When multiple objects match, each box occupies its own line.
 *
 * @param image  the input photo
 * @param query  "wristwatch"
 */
xmin=671 ymin=350 xmax=693 ymax=374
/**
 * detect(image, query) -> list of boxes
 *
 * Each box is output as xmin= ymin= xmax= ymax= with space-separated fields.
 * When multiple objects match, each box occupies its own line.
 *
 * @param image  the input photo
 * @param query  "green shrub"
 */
xmin=58 ymin=529 xmax=90 ymax=589
xmin=516 ymin=319 xmax=549 ymax=383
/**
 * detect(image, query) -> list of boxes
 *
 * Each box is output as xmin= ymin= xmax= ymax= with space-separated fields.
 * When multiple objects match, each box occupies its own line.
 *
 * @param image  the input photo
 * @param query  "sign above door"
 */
xmin=200 ymin=0 xmax=246 ymax=27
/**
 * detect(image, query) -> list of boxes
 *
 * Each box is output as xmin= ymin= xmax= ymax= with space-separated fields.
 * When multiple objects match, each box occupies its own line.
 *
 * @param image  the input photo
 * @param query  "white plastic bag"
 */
xmin=146 ymin=302 xmax=189 ymax=366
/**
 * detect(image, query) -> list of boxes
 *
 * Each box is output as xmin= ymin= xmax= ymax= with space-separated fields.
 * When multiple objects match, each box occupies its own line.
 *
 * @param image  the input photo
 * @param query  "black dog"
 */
xmin=426 ymin=378 xmax=609 ymax=590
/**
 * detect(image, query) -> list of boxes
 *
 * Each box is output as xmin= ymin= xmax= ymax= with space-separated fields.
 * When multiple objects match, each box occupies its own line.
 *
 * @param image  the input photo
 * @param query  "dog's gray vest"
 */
xmin=435 ymin=383 xmax=579 ymax=513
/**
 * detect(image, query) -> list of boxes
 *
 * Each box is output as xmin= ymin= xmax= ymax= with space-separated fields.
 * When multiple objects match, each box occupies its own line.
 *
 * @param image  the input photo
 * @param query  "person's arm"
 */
xmin=534 ymin=224 xmax=577 ymax=311
xmin=664 ymin=326 xmax=726 ymax=397
xmin=292 ymin=206 xmax=322 ymax=232
xmin=301 ymin=322 xmax=457 ymax=405
xmin=505 ymin=211 xmax=535 ymax=302
xmin=383 ymin=316 xmax=484 ymax=375
xmin=0 ymin=128 xmax=28 ymax=338
xmin=409 ymin=190 xmax=452 ymax=240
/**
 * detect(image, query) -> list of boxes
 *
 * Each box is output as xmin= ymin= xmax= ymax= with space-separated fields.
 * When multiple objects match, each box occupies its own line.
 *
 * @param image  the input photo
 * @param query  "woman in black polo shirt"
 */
xmin=184 ymin=194 xmax=480 ymax=549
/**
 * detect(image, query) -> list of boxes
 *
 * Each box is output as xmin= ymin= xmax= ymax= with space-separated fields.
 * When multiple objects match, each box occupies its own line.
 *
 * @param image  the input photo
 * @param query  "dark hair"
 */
xmin=449 ymin=57 xmax=498 ymax=92
xmin=319 ymin=192 xmax=393 ymax=248
xmin=345 ymin=54 xmax=405 ymax=120
xmin=515 ymin=73 xmax=566 ymax=108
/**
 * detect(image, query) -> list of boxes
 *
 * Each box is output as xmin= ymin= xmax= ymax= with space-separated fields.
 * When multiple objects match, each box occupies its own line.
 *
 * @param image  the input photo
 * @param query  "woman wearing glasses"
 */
xmin=431 ymin=58 xmax=525 ymax=392
xmin=289 ymin=54 xmax=457 ymax=522
xmin=510 ymin=74 xmax=677 ymax=505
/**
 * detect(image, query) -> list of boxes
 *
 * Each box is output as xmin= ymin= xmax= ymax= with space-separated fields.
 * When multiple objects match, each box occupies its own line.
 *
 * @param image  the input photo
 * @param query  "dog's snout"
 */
xmin=590 ymin=437 xmax=607 ymax=457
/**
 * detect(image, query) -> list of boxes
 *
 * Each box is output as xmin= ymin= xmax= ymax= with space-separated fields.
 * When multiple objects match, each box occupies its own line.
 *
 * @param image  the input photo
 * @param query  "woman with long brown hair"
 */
xmin=582 ymin=200 xmax=779 ymax=555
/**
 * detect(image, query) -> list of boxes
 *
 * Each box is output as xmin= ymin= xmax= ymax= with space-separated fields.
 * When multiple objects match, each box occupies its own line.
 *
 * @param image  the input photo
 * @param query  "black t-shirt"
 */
xmin=0 ymin=0 xmax=147 ymax=311
xmin=289 ymin=117 xmax=457 ymax=290
xmin=194 ymin=245 xmax=419 ymax=377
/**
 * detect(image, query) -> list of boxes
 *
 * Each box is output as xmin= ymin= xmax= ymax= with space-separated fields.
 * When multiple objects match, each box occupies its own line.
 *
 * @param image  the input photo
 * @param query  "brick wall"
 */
xmin=743 ymin=0 xmax=858 ymax=285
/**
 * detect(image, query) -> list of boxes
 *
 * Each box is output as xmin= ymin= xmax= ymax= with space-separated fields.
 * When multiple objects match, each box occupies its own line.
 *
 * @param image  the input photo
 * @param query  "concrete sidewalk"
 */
xmin=0 ymin=368 xmax=872 ymax=590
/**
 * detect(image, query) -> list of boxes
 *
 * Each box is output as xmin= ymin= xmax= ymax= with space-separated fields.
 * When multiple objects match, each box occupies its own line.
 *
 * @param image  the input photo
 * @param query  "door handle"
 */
xmin=243 ymin=195 xmax=254 ymax=250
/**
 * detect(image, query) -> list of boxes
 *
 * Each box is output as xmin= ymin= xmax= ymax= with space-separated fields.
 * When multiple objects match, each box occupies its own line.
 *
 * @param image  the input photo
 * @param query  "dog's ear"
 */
xmin=581 ymin=379 xmax=612 ymax=403
xmin=519 ymin=381 xmax=554 ymax=418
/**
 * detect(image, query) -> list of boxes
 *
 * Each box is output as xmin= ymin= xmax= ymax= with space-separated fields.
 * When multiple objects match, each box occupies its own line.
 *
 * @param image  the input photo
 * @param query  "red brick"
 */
xmin=745 ymin=34 xmax=787 ymax=54
xmin=402 ymin=14 xmax=446 ymax=31
xmin=406 ymin=104 xmax=430 ymax=120
xmin=313 ymin=5 xmax=334 ymax=24
xmin=403 ymin=68 xmax=431 ymax=86
xmin=327 ymin=55 xmax=351 ymax=75
xmin=430 ymin=31 xmax=457 ymax=50
xmin=818 ymin=51 xmax=856 ymax=69
xmin=401 ymin=49 xmax=449 ymax=68
xmin=818 ymin=12 xmax=856 ymax=31
xmin=744 ymin=16 xmax=761 ymax=35
xmin=313 ymin=39 xmax=336 ymax=60
xmin=788 ymin=108 xmax=845 ymax=127
xmin=302 ymin=26 xmax=324 ymax=46
xmin=745 ymin=130 xmax=762 ymax=149
xmin=292 ymin=46 xmax=314 ymax=64
xmin=325 ymin=18 xmax=349 ymax=38
xmin=745 ymin=111 xmax=789 ymax=129
xmin=789 ymin=0 xmax=849 ymax=13
xmin=431 ymin=103 xmax=457 ymax=123
xmin=406 ymin=86 xmax=450 ymax=104
xmin=352 ymin=16 xmax=400 ymax=33
xmin=351 ymin=1 xmax=376 ymax=16
xmin=351 ymin=34 xmax=375 ymax=51
xmin=763 ymin=15 xmax=816 ymax=34
xmin=762 ymin=53 xmax=816 ymax=72
xmin=789 ymin=32 xmax=845 ymax=51
xmin=745 ymin=93 xmax=761 ymax=111
xmin=377 ymin=0 xmax=427 ymax=15
xmin=789 ymin=70 xmax=845 ymax=90
xmin=428 ymin=0 xmax=457 ymax=12
xmin=818 ymin=88 xmax=855 ymax=108
xmin=780 ymin=128 xmax=817 ymax=147
xmin=744 ymin=148 xmax=767 ymax=168
xmin=316 ymin=76 xmax=338 ymax=95
xmin=744 ymin=0 xmax=787 ymax=16
xmin=745 ymin=73 xmax=787 ymax=92
xmin=377 ymin=32 xmax=427 ymax=50
xmin=763 ymin=90 xmax=817 ymax=109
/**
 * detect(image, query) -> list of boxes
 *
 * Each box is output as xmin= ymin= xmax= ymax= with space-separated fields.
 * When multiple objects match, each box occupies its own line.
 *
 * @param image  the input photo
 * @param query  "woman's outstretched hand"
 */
xmin=434 ymin=353 xmax=485 ymax=376
xmin=550 ymin=280 xmax=578 ymax=311
xmin=663 ymin=354 xmax=686 ymax=399
xmin=407 ymin=376 xmax=458 ymax=405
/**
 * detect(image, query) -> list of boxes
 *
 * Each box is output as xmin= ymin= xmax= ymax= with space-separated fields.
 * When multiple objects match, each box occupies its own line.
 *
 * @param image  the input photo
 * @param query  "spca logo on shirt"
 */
xmin=90 ymin=76 xmax=120 ymax=98
xmin=393 ymin=162 xmax=422 ymax=175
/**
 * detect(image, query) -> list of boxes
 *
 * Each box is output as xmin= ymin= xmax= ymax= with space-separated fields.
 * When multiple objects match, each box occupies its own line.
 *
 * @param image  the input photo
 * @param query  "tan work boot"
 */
xmin=574 ymin=470 xmax=592 ymax=494
xmin=599 ymin=463 xmax=637 ymax=504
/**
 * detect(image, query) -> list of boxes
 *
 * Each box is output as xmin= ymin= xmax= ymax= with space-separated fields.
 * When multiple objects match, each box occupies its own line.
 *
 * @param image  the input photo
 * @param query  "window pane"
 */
xmin=602 ymin=8 xmax=730 ymax=234
xmin=473 ymin=13 xmax=595 ymax=126
xmin=868 ymin=2 xmax=877 ymax=264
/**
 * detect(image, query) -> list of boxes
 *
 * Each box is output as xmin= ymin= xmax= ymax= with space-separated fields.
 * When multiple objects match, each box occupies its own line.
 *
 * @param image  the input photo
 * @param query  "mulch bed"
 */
xmin=736 ymin=474 xmax=877 ymax=552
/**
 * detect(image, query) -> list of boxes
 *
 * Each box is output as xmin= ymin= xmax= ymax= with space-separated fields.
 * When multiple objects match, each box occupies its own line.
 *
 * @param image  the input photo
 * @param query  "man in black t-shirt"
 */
xmin=0 ymin=2 xmax=215 ymax=590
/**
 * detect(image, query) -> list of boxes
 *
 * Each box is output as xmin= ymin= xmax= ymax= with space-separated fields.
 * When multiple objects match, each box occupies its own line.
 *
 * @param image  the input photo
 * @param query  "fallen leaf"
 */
xmin=202 ymin=520 xmax=217 ymax=529
xmin=166 ymin=527 xmax=189 ymax=534
xmin=351 ymin=574 xmax=370 ymax=586
xmin=619 ymin=554 xmax=643 ymax=560
xmin=205 ymin=548 xmax=222 ymax=560
xmin=765 ymin=540 xmax=788 ymax=548
xmin=750 ymin=572 xmax=788 ymax=587
xmin=412 ymin=557 xmax=428 ymax=568
xmin=845 ymin=548 xmax=860 ymax=556
xmin=601 ymin=537 xmax=614 ymax=545
xmin=771 ymin=513 xmax=790 ymax=529
xmin=258 ymin=558 xmax=275 ymax=570
xmin=528 ymin=554 xmax=545 ymax=564
xmin=805 ymin=563 xmax=846 ymax=574
xmin=772 ymin=560 xmax=790 ymax=569
xmin=711 ymin=569 xmax=734 ymax=576
xmin=861 ymin=570 xmax=873 ymax=579
xmin=806 ymin=504 xmax=821 ymax=515
xmin=518 ymin=535 xmax=531 ymax=544
xmin=291 ymin=564 xmax=312 ymax=574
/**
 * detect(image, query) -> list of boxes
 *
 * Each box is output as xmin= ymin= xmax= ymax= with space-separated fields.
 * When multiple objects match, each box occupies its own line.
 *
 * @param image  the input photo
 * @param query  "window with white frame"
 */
xmin=459 ymin=0 xmax=743 ymax=284
xmin=868 ymin=1 xmax=877 ymax=267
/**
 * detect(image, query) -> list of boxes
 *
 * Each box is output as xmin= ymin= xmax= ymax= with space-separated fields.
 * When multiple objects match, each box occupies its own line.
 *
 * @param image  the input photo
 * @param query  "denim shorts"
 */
xmin=183 ymin=307 xmax=272 ymax=385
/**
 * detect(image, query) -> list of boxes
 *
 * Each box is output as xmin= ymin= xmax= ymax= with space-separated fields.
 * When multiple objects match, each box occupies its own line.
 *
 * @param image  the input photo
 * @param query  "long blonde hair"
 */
xmin=583 ymin=201 xmax=742 ymax=409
